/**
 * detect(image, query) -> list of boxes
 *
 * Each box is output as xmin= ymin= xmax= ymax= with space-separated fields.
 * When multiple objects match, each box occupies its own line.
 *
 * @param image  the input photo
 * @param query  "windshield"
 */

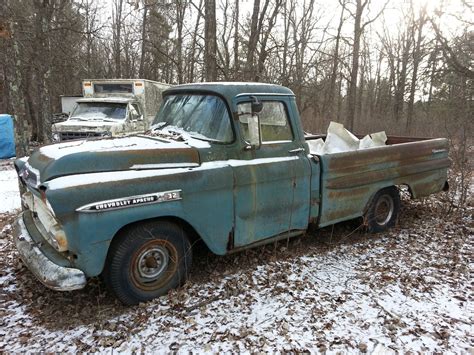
xmin=152 ymin=94 xmax=233 ymax=143
xmin=70 ymin=102 xmax=127 ymax=120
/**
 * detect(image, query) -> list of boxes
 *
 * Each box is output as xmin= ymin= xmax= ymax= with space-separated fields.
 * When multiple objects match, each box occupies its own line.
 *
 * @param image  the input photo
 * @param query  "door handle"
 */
xmin=288 ymin=148 xmax=305 ymax=155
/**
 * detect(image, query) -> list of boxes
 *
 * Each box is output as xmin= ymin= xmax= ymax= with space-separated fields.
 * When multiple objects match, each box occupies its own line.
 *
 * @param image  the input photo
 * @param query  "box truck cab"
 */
xmin=52 ymin=79 xmax=170 ymax=142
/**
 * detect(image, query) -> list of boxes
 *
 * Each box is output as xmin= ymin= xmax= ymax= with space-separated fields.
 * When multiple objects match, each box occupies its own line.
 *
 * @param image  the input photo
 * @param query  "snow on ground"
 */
xmin=0 ymin=162 xmax=20 ymax=213
xmin=0 ymin=162 xmax=472 ymax=353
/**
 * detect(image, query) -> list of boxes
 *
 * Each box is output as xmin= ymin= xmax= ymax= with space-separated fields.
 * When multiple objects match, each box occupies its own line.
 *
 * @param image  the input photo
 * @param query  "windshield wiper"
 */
xmin=151 ymin=122 xmax=169 ymax=130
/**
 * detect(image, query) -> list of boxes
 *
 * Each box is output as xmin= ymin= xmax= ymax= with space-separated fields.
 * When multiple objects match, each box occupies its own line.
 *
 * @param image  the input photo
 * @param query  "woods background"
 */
xmin=0 ymin=0 xmax=472 ymax=147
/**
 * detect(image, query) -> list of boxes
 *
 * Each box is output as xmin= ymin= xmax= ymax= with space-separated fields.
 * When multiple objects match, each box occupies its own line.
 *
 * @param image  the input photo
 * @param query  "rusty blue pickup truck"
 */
xmin=13 ymin=83 xmax=450 ymax=305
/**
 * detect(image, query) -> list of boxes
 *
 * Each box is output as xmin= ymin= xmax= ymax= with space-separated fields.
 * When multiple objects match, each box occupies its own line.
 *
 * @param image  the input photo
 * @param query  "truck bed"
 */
xmin=306 ymin=135 xmax=450 ymax=227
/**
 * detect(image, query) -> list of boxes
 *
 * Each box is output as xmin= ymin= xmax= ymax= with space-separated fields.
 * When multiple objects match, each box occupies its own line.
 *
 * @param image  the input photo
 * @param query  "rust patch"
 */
xmin=55 ymin=233 xmax=68 ymax=251
xmin=327 ymin=186 xmax=370 ymax=199
xmin=328 ymin=138 xmax=448 ymax=171
xmin=326 ymin=158 xmax=450 ymax=190
xmin=324 ymin=208 xmax=360 ymax=222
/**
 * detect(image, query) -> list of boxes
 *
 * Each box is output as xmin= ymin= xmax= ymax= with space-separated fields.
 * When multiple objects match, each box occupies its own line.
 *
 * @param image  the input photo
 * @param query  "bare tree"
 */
xmin=139 ymin=4 xmax=148 ymax=77
xmin=176 ymin=0 xmax=187 ymax=84
xmin=323 ymin=0 xmax=347 ymax=122
xmin=346 ymin=0 xmax=387 ymax=130
xmin=187 ymin=0 xmax=204 ymax=82
xmin=1 ymin=1 xmax=28 ymax=156
xmin=204 ymin=0 xmax=217 ymax=81
xmin=233 ymin=0 xmax=240 ymax=78
xmin=406 ymin=2 xmax=427 ymax=132
xmin=112 ymin=0 xmax=124 ymax=78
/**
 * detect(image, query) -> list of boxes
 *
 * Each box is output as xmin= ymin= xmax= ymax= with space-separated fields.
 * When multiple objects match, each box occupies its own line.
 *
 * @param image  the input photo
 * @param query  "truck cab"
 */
xmin=52 ymin=79 xmax=170 ymax=142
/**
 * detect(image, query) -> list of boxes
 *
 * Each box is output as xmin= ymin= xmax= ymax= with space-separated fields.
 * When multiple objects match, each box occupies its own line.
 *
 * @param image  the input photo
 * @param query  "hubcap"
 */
xmin=130 ymin=239 xmax=178 ymax=291
xmin=374 ymin=195 xmax=394 ymax=226
xmin=137 ymin=246 xmax=169 ymax=279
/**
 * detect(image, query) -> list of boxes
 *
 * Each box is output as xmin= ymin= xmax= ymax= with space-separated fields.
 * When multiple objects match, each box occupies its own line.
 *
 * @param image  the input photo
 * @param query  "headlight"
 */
xmin=52 ymin=133 xmax=60 ymax=142
xmin=101 ymin=131 xmax=112 ymax=137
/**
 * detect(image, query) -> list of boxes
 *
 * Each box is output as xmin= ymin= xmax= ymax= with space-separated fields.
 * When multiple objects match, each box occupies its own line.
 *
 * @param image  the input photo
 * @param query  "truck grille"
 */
xmin=60 ymin=131 xmax=103 ymax=141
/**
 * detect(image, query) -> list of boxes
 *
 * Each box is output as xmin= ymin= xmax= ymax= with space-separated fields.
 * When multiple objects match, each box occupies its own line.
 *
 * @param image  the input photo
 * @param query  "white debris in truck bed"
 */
xmin=308 ymin=122 xmax=387 ymax=155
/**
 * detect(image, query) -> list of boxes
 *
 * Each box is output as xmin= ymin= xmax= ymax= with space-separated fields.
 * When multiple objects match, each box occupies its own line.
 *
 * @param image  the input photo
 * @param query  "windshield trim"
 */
xmin=154 ymin=91 xmax=236 ymax=145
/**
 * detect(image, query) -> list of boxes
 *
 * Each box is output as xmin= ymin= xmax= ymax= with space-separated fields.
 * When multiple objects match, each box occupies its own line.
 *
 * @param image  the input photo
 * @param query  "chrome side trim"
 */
xmin=76 ymin=189 xmax=182 ymax=213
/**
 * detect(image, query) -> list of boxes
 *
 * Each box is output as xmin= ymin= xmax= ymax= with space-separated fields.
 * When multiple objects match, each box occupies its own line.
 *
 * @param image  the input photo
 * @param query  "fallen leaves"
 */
xmin=0 ymin=189 xmax=472 ymax=353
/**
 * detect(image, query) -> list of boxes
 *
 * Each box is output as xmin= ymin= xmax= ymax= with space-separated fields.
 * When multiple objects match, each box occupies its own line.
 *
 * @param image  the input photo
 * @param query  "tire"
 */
xmin=103 ymin=221 xmax=192 ymax=305
xmin=365 ymin=186 xmax=400 ymax=233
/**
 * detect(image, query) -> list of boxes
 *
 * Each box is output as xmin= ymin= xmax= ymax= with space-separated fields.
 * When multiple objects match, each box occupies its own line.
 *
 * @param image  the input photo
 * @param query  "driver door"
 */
xmin=232 ymin=96 xmax=310 ymax=247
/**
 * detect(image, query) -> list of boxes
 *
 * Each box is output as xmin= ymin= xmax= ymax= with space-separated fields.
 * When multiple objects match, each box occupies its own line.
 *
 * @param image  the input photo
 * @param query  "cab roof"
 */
xmin=163 ymin=82 xmax=294 ymax=104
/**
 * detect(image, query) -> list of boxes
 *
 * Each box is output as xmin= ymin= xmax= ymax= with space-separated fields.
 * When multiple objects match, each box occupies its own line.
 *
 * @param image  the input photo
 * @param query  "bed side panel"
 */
xmin=318 ymin=138 xmax=449 ymax=227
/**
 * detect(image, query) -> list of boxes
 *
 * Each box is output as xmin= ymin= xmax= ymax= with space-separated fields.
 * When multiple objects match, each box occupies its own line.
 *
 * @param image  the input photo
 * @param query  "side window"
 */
xmin=237 ymin=101 xmax=293 ymax=143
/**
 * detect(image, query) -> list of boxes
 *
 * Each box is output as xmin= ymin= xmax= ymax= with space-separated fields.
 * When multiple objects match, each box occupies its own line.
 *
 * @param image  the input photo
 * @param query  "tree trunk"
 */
xmin=113 ymin=0 xmax=123 ymax=78
xmin=394 ymin=32 xmax=410 ymax=122
xmin=139 ymin=5 xmax=148 ymax=78
xmin=347 ymin=0 xmax=364 ymax=131
xmin=407 ymin=11 xmax=426 ymax=132
xmin=189 ymin=0 xmax=203 ymax=82
xmin=176 ymin=0 xmax=186 ymax=84
xmin=256 ymin=0 xmax=282 ymax=81
xmin=233 ymin=0 xmax=239 ymax=78
xmin=4 ymin=20 xmax=29 ymax=157
xmin=34 ymin=0 xmax=53 ymax=143
xmin=245 ymin=0 xmax=261 ymax=80
xmin=324 ymin=1 xmax=345 ymax=122
xmin=204 ymin=0 xmax=217 ymax=81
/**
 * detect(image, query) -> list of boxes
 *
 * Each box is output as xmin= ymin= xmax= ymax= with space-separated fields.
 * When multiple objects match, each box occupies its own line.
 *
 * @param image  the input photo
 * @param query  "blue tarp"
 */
xmin=0 ymin=114 xmax=16 ymax=159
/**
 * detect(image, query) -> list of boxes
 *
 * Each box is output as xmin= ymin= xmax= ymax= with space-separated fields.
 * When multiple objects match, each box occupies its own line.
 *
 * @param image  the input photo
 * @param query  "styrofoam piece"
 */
xmin=323 ymin=122 xmax=359 ymax=154
xmin=307 ymin=138 xmax=325 ymax=155
xmin=308 ymin=121 xmax=387 ymax=155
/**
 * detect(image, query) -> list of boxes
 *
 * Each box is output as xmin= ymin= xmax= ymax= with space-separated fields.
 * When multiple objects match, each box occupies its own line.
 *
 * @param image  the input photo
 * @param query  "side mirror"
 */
xmin=250 ymin=96 xmax=263 ymax=114
xmin=247 ymin=114 xmax=261 ymax=148
xmin=128 ymin=105 xmax=141 ymax=122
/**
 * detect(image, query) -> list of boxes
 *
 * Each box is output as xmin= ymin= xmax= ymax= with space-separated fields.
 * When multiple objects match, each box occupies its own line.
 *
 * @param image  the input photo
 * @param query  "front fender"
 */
xmin=44 ymin=164 xmax=234 ymax=276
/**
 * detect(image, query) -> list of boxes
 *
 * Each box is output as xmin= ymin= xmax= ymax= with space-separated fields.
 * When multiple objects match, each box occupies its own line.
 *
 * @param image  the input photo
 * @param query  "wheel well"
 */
xmin=364 ymin=185 xmax=401 ymax=213
xmin=111 ymin=216 xmax=206 ymax=252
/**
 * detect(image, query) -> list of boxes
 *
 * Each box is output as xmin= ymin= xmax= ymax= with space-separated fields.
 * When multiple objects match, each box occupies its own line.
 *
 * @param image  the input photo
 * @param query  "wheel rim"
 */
xmin=137 ymin=246 xmax=169 ymax=279
xmin=374 ymin=194 xmax=394 ymax=226
xmin=130 ymin=240 xmax=178 ymax=291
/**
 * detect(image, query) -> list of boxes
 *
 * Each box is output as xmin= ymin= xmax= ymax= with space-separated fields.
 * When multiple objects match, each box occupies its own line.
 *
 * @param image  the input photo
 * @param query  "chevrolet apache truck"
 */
xmin=13 ymin=83 xmax=450 ymax=305
xmin=52 ymin=79 xmax=171 ymax=142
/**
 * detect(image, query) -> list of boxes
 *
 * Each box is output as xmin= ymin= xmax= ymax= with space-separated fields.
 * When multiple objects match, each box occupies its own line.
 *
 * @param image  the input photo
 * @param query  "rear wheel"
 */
xmin=365 ymin=187 xmax=400 ymax=233
xmin=103 ymin=221 xmax=192 ymax=305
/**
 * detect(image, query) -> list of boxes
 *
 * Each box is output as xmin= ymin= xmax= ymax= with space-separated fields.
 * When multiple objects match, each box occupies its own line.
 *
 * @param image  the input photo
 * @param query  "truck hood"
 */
xmin=25 ymin=136 xmax=201 ymax=184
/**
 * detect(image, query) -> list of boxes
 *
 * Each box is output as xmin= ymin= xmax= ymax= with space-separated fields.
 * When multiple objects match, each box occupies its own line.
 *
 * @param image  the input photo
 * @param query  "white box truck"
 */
xmin=52 ymin=79 xmax=171 ymax=142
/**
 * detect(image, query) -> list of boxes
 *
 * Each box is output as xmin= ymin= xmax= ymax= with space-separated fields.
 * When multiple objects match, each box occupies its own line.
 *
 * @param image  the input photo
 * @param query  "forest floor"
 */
xmin=0 ymin=160 xmax=472 ymax=353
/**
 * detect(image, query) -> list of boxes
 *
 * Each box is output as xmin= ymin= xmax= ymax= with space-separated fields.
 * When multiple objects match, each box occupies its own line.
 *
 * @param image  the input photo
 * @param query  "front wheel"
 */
xmin=365 ymin=187 xmax=400 ymax=233
xmin=103 ymin=221 xmax=192 ymax=305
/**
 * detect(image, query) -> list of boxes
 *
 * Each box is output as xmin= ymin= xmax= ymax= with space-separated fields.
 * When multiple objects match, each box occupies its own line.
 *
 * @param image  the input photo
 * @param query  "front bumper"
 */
xmin=13 ymin=213 xmax=87 ymax=291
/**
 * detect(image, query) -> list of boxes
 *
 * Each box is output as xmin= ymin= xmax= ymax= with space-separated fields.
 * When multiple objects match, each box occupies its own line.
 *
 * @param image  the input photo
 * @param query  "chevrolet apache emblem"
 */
xmin=76 ymin=190 xmax=182 ymax=213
